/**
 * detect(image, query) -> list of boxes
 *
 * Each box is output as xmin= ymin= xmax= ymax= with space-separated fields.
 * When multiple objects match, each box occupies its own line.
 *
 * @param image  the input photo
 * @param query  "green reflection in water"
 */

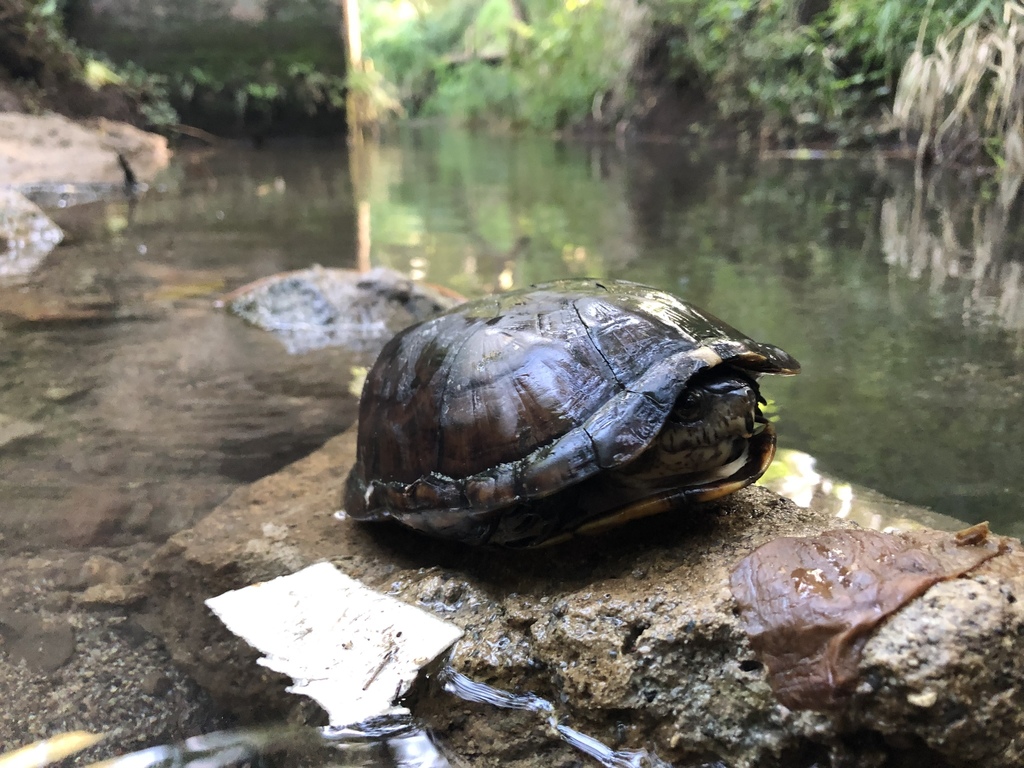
xmin=361 ymin=128 xmax=1024 ymax=533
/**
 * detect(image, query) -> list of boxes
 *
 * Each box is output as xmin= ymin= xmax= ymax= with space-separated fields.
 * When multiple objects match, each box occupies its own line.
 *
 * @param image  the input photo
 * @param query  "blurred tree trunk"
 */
xmin=338 ymin=0 xmax=363 ymax=142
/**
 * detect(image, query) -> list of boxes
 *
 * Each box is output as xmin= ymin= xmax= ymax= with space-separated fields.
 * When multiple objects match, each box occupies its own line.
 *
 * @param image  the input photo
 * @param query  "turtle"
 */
xmin=343 ymin=279 xmax=799 ymax=547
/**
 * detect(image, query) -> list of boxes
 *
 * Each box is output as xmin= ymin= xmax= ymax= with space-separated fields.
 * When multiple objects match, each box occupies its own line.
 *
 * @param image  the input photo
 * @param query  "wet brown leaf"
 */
xmin=730 ymin=525 xmax=1008 ymax=710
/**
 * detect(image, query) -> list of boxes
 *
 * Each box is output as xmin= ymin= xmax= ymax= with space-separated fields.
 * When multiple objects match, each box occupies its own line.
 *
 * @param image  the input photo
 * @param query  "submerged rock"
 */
xmin=223 ymin=266 xmax=464 ymax=354
xmin=0 ymin=190 xmax=63 ymax=281
xmin=144 ymin=428 xmax=1024 ymax=767
xmin=0 ymin=611 xmax=76 ymax=674
xmin=0 ymin=412 xmax=43 ymax=450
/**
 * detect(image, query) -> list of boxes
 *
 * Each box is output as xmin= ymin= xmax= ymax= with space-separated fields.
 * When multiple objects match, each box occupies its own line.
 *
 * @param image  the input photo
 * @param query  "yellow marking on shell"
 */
xmin=570 ymin=430 xmax=776 ymax=541
xmin=571 ymin=473 xmax=755 ymax=539
xmin=573 ymin=496 xmax=687 ymax=537
xmin=690 ymin=346 xmax=723 ymax=366
xmin=536 ymin=531 xmax=574 ymax=547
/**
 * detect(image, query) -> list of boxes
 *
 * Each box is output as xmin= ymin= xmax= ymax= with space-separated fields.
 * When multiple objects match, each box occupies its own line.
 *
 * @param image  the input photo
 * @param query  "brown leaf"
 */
xmin=730 ymin=525 xmax=1008 ymax=710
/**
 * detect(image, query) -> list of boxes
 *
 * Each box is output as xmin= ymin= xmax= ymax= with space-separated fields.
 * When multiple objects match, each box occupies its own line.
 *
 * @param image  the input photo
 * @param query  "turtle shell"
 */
xmin=344 ymin=279 xmax=799 ymax=546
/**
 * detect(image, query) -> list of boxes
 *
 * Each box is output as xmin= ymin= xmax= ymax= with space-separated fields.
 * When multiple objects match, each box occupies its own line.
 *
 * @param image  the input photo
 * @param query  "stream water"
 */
xmin=3 ymin=127 xmax=1024 ymax=753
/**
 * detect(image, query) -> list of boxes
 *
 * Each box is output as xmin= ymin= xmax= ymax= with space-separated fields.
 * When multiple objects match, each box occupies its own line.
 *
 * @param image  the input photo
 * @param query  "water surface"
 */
xmin=3 ymin=128 xmax=1024 ymax=547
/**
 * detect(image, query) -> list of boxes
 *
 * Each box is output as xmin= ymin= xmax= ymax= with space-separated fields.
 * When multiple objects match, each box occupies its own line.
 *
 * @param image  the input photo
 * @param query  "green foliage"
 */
xmin=103 ymin=59 xmax=180 ymax=127
xmin=893 ymin=1 xmax=1024 ymax=201
xmin=0 ymin=0 xmax=180 ymax=127
xmin=361 ymin=0 xmax=1008 ymax=141
xmin=512 ymin=0 xmax=622 ymax=129
xmin=362 ymin=1 xmax=479 ymax=108
xmin=425 ymin=61 xmax=519 ymax=124
xmin=362 ymin=0 xmax=631 ymax=130
xmin=165 ymin=61 xmax=350 ymax=123
xmin=0 ymin=0 xmax=83 ymax=83
xmin=652 ymin=0 xmax=1002 ymax=142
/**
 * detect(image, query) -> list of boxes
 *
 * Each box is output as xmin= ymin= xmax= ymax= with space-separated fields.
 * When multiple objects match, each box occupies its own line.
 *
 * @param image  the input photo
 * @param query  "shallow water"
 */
xmin=3 ymin=129 xmax=1024 ymax=555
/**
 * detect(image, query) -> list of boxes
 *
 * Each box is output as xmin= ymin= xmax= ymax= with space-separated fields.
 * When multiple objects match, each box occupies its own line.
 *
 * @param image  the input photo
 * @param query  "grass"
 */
xmin=892 ymin=0 xmax=1024 ymax=204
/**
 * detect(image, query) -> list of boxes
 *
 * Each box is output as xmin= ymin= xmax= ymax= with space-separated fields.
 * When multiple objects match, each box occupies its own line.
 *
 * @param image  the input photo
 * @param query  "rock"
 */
xmin=79 ymin=554 xmax=129 ymax=587
xmin=223 ymin=266 xmax=464 ymax=353
xmin=0 ymin=113 xmax=169 ymax=187
xmin=46 ymin=485 xmax=136 ymax=548
xmin=0 ymin=287 xmax=119 ymax=325
xmin=42 ymin=385 xmax=91 ymax=403
xmin=0 ymin=546 xmax=219 ymax=755
xmin=139 ymin=671 xmax=174 ymax=698
xmin=76 ymin=555 xmax=143 ymax=606
xmin=855 ymin=550 xmax=1024 ymax=764
xmin=79 ymin=582 xmax=141 ymax=606
xmin=143 ymin=427 xmax=1024 ymax=767
xmin=0 ymin=189 xmax=63 ymax=281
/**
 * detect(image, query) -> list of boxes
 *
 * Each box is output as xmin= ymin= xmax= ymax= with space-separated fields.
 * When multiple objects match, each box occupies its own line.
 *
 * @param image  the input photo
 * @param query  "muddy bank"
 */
xmin=143 ymin=425 xmax=1024 ymax=767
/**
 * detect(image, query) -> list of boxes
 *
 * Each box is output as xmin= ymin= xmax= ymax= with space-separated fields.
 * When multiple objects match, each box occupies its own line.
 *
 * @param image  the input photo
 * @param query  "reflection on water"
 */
xmin=0 ymin=725 xmax=448 ymax=768
xmin=759 ymin=449 xmax=969 ymax=533
xmin=881 ymin=177 xmax=1024 ymax=337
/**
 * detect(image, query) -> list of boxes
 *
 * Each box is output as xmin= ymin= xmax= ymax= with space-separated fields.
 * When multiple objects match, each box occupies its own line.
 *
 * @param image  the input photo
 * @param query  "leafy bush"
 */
xmin=362 ymin=0 xmax=635 ymax=130
xmin=650 ymin=0 xmax=1002 ymax=142
xmin=893 ymin=1 xmax=1024 ymax=201
xmin=360 ymin=0 xmax=1008 ymax=142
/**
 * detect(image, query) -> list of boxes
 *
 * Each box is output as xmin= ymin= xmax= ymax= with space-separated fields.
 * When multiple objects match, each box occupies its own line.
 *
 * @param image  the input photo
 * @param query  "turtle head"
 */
xmin=613 ymin=367 xmax=770 ymax=490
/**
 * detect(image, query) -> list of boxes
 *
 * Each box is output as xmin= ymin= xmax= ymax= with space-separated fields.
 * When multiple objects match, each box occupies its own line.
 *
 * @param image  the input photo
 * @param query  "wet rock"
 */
xmin=223 ymin=266 xmax=464 ymax=353
xmin=77 ymin=554 xmax=143 ymax=606
xmin=48 ymin=485 xmax=136 ymax=548
xmin=80 ymin=554 xmax=129 ymax=587
xmin=42 ymin=384 xmax=91 ymax=404
xmin=144 ymin=427 xmax=1024 ymax=767
xmin=0 ymin=547 xmax=222 ymax=755
xmin=140 ymin=670 xmax=174 ymax=698
xmin=0 ymin=189 xmax=63 ymax=281
xmin=0 ymin=288 xmax=120 ymax=325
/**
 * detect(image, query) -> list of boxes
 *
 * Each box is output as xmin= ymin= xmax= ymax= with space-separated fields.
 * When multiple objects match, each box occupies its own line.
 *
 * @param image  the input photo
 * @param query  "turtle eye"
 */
xmin=674 ymin=389 xmax=707 ymax=422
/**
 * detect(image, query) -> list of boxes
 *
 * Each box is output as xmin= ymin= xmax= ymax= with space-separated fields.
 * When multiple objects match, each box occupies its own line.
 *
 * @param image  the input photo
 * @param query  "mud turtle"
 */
xmin=344 ymin=279 xmax=799 ymax=546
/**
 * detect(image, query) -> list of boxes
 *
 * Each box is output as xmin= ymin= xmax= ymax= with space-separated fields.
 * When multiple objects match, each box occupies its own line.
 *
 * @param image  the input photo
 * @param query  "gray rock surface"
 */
xmin=0 ymin=114 xmax=169 ymax=187
xmin=0 ymin=190 xmax=63 ymax=281
xmin=144 ymin=427 xmax=1024 ymax=767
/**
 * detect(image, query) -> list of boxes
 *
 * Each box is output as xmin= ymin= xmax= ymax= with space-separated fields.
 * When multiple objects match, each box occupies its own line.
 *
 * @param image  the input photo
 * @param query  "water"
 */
xmin=3 ymin=130 xmax=1024 ymax=546
xmin=3 ymin=126 xmax=1024 ymax=750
